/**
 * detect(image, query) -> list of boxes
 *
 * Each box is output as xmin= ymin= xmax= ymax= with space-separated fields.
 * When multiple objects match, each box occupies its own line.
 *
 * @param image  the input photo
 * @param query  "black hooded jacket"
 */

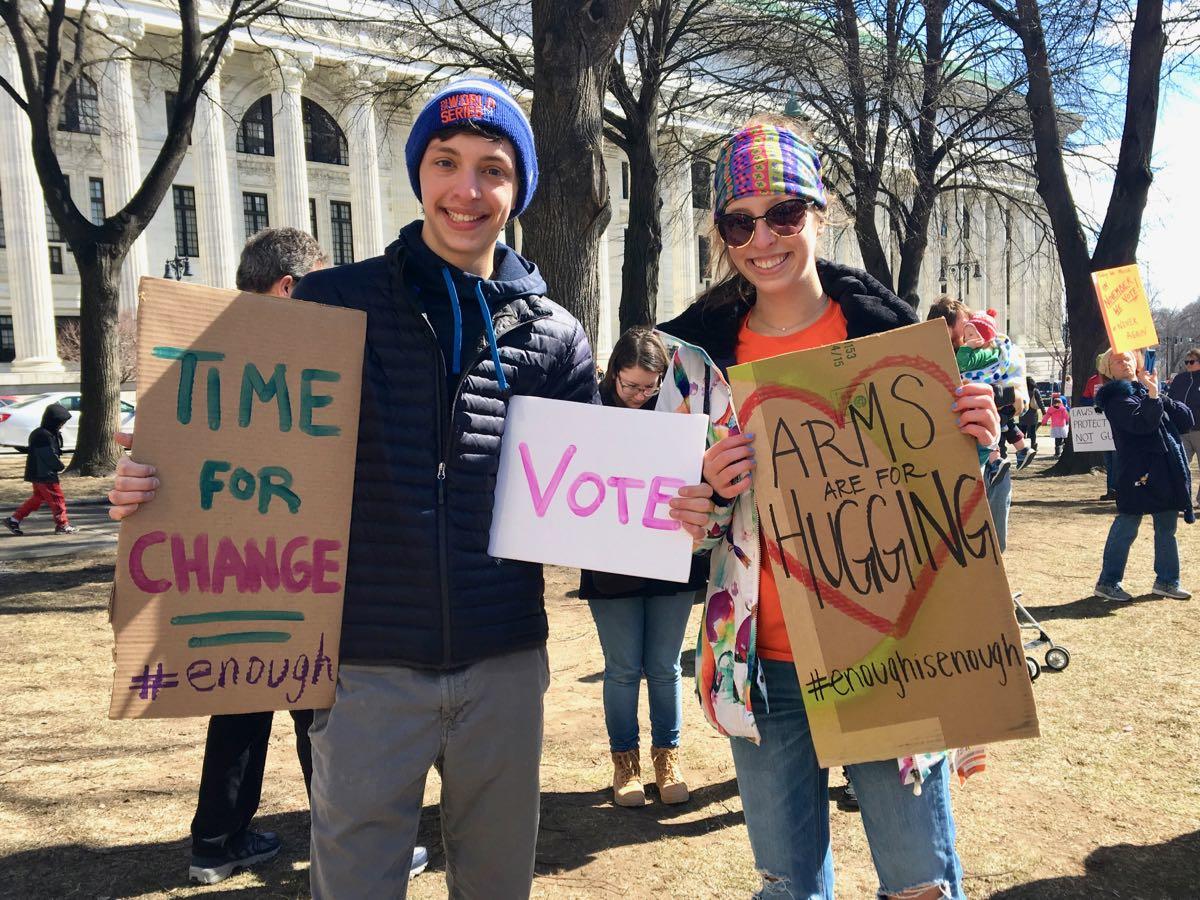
xmin=657 ymin=259 xmax=918 ymax=374
xmin=291 ymin=224 xmax=597 ymax=669
xmin=24 ymin=403 xmax=71 ymax=484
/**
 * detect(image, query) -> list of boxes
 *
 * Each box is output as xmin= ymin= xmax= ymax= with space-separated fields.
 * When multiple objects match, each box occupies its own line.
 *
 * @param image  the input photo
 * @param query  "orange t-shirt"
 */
xmin=735 ymin=300 xmax=849 ymax=662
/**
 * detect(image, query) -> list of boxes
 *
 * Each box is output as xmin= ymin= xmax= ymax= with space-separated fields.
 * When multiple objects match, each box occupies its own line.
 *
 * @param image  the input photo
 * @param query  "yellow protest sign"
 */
xmin=728 ymin=320 xmax=1039 ymax=766
xmin=1092 ymin=264 xmax=1158 ymax=353
xmin=109 ymin=278 xmax=365 ymax=719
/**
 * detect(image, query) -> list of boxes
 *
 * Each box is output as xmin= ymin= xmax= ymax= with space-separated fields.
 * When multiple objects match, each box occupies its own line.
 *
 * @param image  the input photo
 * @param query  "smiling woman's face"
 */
xmin=721 ymin=193 xmax=819 ymax=296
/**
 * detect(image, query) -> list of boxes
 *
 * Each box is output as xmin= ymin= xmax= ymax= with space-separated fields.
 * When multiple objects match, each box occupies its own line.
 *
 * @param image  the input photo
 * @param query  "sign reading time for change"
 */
xmin=488 ymin=396 xmax=707 ymax=582
xmin=729 ymin=320 xmax=1039 ymax=767
xmin=1092 ymin=264 xmax=1158 ymax=353
xmin=109 ymin=278 xmax=365 ymax=719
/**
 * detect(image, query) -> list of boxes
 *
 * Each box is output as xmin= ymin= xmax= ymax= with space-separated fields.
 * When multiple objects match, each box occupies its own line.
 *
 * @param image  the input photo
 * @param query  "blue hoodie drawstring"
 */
xmin=475 ymin=282 xmax=509 ymax=391
xmin=441 ymin=268 xmax=463 ymax=376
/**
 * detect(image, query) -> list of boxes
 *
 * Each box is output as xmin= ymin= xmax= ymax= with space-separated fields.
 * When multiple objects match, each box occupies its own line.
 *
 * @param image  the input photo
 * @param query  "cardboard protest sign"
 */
xmin=489 ymin=396 xmax=707 ymax=582
xmin=1070 ymin=406 xmax=1115 ymax=452
xmin=729 ymin=320 xmax=1039 ymax=766
xmin=109 ymin=278 xmax=365 ymax=719
xmin=1092 ymin=264 xmax=1158 ymax=353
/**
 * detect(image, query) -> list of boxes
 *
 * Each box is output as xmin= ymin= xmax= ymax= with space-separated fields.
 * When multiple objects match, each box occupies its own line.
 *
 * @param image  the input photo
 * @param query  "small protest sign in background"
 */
xmin=1092 ymin=264 xmax=1158 ymax=353
xmin=109 ymin=278 xmax=365 ymax=719
xmin=729 ymin=320 xmax=1039 ymax=766
xmin=488 ymin=396 xmax=707 ymax=582
xmin=1070 ymin=406 xmax=1115 ymax=452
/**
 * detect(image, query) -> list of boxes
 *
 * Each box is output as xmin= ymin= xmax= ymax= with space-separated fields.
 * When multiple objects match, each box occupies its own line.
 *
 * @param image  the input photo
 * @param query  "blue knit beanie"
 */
xmin=405 ymin=78 xmax=538 ymax=219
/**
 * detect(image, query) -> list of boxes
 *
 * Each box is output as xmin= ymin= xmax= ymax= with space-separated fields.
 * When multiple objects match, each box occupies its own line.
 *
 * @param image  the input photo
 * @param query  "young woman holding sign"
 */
xmin=580 ymin=327 xmax=705 ymax=807
xmin=657 ymin=121 xmax=1000 ymax=900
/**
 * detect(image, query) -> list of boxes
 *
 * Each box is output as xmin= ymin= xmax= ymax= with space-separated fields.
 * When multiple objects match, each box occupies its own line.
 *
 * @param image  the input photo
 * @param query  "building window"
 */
xmin=697 ymin=235 xmax=712 ymax=281
xmin=309 ymin=198 xmax=319 ymax=240
xmin=330 ymin=200 xmax=353 ymax=265
xmin=962 ymin=205 xmax=971 ymax=241
xmin=48 ymin=245 xmax=64 ymax=274
xmin=58 ymin=76 xmax=100 ymax=134
xmin=303 ymin=99 xmax=348 ymax=166
xmin=620 ymin=162 xmax=630 ymax=200
xmin=89 ymin=177 xmax=106 ymax=226
xmin=691 ymin=160 xmax=712 ymax=210
xmin=237 ymin=95 xmax=275 ymax=156
xmin=0 ymin=316 xmax=14 ymax=363
xmin=243 ymin=192 xmax=269 ymax=239
xmin=173 ymin=186 xmax=200 ymax=257
xmin=164 ymin=91 xmax=192 ymax=145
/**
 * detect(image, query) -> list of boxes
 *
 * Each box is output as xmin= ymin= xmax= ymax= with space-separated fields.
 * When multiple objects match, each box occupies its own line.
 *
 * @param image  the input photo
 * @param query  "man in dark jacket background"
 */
xmin=1167 ymin=347 xmax=1200 ymax=506
xmin=110 ymin=77 xmax=714 ymax=899
xmin=5 ymin=402 xmax=77 ymax=535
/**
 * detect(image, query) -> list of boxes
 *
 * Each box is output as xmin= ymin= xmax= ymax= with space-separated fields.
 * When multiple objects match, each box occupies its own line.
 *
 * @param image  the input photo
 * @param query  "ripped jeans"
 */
xmin=730 ymin=659 xmax=964 ymax=900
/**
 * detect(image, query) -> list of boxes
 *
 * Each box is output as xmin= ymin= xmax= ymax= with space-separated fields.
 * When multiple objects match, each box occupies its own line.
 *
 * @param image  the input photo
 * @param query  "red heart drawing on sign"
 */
xmin=738 ymin=353 xmax=985 ymax=638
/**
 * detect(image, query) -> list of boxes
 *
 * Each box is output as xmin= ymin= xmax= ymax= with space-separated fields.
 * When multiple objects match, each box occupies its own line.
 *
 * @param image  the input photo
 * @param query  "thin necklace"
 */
xmin=751 ymin=294 xmax=829 ymax=335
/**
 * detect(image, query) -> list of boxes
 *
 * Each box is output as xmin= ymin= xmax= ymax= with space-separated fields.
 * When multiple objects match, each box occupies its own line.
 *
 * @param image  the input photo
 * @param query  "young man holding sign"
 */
xmin=111 ymin=79 xmax=714 ymax=898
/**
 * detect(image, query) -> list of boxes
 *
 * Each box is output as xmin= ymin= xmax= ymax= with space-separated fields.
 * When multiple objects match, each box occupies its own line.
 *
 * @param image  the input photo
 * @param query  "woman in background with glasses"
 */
xmin=1167 ymin=348 xmax=1200 ymax=507
xmin=658 ymin=119 xmax=1000 ymax=900
xmin=580 ymin=327 xmax=704 ymax=808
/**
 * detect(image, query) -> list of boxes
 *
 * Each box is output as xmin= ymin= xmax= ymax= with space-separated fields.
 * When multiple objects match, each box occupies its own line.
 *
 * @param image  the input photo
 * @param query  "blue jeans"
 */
xmin=1099 ymin=510 xmax=1180 ymax=589
xmin=986 ymin=460 xmax=1012 ymax=554
xmin=731 ymin=660 xmax=963 ymax=900
xmin=587 ymin=591 xmax=695 ymax=751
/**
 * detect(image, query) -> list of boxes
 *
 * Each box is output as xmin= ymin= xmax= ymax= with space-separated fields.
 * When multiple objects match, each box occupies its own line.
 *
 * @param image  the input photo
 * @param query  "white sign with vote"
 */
xmin=1070 ymin=406 xmax=1115 ymax=452
xmin=488 ymin=396 xmax=708 ymax=582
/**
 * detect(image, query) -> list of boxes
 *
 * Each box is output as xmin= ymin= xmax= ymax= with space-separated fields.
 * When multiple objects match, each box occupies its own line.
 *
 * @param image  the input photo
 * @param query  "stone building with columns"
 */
xmin=0 ymin=6 xmax=1065 ymax=387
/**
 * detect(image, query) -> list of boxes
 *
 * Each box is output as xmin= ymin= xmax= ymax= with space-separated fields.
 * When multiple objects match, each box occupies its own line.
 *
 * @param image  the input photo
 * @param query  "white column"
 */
xmin=676 ymin=160 xmax=698 ymax=313
xmin=259 ymin=49 xmax=313 ymax=231
xmin=344 ymin=64 xmax=386 ymax=259
xmin=597 ymin=225 xmax=613 ymax=362
xmin=0 ymin=32 xmax=64 ymax=371
xmin=91 ymin=9 xmax=147 ymax=318
xmin=194 ymin=44 xmax=237 ymax=288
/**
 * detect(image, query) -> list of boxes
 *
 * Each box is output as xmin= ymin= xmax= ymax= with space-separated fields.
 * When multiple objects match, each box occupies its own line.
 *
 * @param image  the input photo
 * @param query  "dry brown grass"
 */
xmin=0 ymin=456 xmax=1197 ymax=898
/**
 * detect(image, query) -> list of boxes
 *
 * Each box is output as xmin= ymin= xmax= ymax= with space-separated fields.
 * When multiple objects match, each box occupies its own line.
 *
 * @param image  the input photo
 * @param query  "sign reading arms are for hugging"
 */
xmin=729 ymin=321 xmax=1039 ymax=766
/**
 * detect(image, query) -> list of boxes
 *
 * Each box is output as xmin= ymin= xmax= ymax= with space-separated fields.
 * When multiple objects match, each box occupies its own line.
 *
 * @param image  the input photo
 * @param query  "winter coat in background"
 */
xmin=1167 ymin=370 xmax=1200 ymax=431
xmin=24 ymin=403 xmax=70 ymax=484
xmin=1096 ymin=379 xmax=1195 ymax=523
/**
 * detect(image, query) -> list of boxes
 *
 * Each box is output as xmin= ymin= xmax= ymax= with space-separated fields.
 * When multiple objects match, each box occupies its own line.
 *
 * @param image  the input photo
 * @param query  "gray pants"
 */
xmin=309 ymin=646 xmax=551 ymax=899
xmin=1181 ymin=430 xmax=1200 ymax=503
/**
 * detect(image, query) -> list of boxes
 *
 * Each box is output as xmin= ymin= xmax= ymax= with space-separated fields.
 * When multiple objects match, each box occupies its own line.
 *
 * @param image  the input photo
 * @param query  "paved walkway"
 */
xmin=0 ymin=500 xmax=119 ymax=560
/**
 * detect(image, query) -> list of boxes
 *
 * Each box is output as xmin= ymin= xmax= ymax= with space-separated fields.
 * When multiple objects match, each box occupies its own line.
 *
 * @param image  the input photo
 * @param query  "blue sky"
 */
xmin=1138 ymin=77 xmax=1199 ymax=308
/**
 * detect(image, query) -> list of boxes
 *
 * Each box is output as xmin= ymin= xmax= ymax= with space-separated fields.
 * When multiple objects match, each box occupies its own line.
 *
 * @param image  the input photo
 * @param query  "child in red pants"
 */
xmin=5 ymin=402 xmax=78 ymax=535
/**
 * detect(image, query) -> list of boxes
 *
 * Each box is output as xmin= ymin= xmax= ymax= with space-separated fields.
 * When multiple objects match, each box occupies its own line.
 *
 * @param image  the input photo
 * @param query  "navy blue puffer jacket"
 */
xmin=292 ymin=229 xmax=597 ymax=668
xmin=1096 ymin=378 xmax=1195 ymax=523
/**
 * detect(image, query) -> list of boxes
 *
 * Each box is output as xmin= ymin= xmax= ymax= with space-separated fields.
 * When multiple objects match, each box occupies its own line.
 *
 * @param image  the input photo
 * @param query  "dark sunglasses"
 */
xmin=1186 ymin=359 xmax=1200 ymax=365
xmin=715 ymin=198 xmax=811 ymax=248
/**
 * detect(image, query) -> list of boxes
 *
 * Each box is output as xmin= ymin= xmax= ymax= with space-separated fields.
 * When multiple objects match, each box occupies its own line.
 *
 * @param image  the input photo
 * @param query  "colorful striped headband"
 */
xmin=712 ymin=125 xmax=827 ymax=216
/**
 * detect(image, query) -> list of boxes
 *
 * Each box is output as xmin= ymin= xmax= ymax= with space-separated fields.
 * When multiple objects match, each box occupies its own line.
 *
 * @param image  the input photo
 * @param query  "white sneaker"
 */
xmin=1152 ymin=582 xmax=1191 ymax=600
xmin=1094 ymin=583 xmax=1134 ymax=602
xmin=410 ymin=845 xmax=429 ymax=879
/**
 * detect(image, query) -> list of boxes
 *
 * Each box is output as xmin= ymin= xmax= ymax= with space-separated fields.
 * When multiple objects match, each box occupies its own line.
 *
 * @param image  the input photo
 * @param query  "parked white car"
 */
xmin=0 ymin=392 xmax=136 ymax=452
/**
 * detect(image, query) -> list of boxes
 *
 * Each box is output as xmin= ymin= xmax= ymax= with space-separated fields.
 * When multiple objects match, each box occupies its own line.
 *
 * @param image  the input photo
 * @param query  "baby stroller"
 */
xmin=1014 ymin=591 xmax=1070 ymax=681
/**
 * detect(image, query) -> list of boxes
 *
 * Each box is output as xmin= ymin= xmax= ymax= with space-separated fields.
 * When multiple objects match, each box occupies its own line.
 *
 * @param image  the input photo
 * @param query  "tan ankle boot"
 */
xmin=611 ymin=749 xmax=645 ymax=807
xmin=651 ymin=746 xmax=689 ymax=804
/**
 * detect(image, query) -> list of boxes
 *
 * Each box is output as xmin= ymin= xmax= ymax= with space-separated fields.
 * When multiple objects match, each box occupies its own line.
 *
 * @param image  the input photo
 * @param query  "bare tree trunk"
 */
xmin=522 ymin=0 xmax=639 ymax=349
xmin=618 ymin=121 xmax=662 ymax=332
xmin=69 ymin=246 xmax=124 ymax=475
xmin=852 ymin=199 xmax=894 ymax=291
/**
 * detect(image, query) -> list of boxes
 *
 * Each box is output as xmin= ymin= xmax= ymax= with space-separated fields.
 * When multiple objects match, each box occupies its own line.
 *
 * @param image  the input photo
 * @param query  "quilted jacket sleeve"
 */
xmin=544 ymin=317 xmax=600 ymax=405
